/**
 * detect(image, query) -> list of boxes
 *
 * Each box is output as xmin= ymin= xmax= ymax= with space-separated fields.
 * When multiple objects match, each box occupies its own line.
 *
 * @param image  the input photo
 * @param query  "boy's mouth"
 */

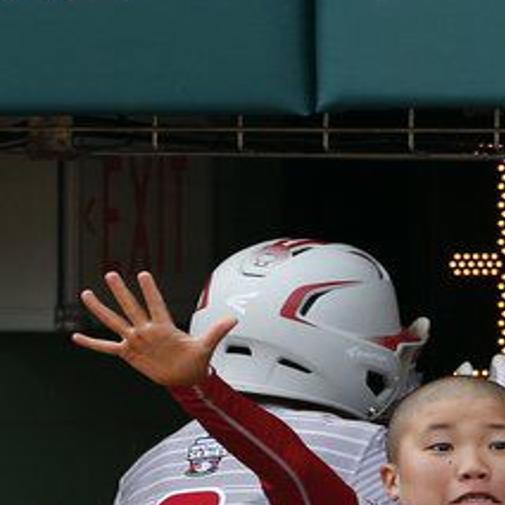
xmin=451 ymin=493 xmax=501 ymax=504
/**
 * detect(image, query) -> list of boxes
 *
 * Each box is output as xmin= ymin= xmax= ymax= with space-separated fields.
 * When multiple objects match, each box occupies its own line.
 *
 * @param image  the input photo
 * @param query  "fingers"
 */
xmin=202 ymin=316 xmax=238 ymax=354
xmin=105 ymin=272 xmax=148 ymax=326
xmin=72 ymin=333 xmax=122 ymax=355
xmin=81 ymin=289 xmax=131 ymax=336
xmin=137 ymin=271 xmax=173 ymax=324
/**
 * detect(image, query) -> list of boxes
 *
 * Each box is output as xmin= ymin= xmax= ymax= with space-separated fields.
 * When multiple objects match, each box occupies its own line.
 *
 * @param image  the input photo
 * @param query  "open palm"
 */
xmin=72 ymin=271 xmax=237 ymax=387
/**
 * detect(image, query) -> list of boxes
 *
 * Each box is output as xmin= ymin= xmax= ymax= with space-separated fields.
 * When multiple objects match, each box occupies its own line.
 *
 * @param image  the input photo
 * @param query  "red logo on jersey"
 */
xmin=158 ymin=488 xmax=224 ymax=505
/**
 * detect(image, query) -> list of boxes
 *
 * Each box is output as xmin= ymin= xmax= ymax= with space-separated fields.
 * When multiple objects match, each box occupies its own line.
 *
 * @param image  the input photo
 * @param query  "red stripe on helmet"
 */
xmin=284 ymin=238 xmax=328 ymax=249
xmin=371 ymin=328 xmax=422 ymax=351
xmin=268 ymin=238 xmax=327 ymax=250
xmin=280 ymin=281 xmax=359 ymax=325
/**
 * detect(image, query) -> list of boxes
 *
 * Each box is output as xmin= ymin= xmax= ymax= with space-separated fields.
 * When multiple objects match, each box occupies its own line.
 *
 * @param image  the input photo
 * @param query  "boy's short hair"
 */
xmin=386 ymin=376 xmax=505 ymax=462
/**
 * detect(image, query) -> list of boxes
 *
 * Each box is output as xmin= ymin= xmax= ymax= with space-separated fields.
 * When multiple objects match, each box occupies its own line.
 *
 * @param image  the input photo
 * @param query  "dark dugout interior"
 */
xmin=1 ymin=156 xmax=499 ymax=504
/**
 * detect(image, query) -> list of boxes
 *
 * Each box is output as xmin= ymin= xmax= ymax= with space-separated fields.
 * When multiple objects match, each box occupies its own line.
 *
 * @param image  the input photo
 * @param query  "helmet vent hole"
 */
xmin=226 ymin=345 xmax=252 ymax=356
xmin=366 ymin=371 xmax=386 ymax=396
xmin=278 ymin=358 xmax=312 ymax=374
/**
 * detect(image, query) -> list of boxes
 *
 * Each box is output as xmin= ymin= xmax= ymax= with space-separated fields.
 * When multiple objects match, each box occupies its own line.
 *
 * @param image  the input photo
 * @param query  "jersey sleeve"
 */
xmin=170 ymin=370 xmax=359 ymax=505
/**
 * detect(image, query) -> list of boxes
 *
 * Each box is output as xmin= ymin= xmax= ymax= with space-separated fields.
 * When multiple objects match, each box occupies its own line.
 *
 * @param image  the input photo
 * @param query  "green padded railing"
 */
xmin=0 ymin=0 xmax=313 ymax=114
xmin=316 ymin=0 xmax=505 ymax=110
xmin=3 ymin=1 xmax=505 ymax=114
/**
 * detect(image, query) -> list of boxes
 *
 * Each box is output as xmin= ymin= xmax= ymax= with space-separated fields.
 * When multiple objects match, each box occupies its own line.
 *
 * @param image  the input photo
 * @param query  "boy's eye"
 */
xmin=427 ymin=442 xmax=453 ymax=452
xmin=489 ymin=440 xmax=505 ymax=450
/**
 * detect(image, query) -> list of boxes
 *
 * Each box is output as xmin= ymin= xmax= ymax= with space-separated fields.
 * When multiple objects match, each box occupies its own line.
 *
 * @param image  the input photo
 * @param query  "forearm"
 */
xmin=170 ymin=371 xmax=358 ymax=505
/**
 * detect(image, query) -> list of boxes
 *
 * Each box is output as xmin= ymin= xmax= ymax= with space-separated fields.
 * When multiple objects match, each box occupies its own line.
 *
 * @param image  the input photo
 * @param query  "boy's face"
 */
xmin=381 ymin=394 xmax=505 ymax=505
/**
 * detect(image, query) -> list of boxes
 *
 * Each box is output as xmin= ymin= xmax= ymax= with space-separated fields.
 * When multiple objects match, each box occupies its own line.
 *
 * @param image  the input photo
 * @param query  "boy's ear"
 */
xmin=381 ymin=463 xmax=400 ymax=500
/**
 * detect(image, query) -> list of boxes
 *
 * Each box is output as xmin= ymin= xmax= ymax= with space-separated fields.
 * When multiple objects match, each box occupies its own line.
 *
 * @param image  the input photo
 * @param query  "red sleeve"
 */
xmin=170 ymin=371 xmax=358 ymax=505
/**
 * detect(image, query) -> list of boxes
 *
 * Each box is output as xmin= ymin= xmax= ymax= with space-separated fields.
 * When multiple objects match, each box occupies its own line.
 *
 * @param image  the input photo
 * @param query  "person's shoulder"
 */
xmin=312 ymin=411 xmax=385 ymax=435
xmin=334 ymin=417 xmax=386 ymax=434
xmin=269 ymin=405 xmax=386 ymax=437
xmin=120 ymin=420 xmax=204 ymax=481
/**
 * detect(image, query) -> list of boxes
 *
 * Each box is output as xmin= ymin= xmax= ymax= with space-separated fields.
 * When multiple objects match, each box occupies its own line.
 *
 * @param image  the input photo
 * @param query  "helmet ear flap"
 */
xmin=391 ymin=318 xmax=431 ymax=399
xmin=408 ymin=317 xmax=431 ymax=341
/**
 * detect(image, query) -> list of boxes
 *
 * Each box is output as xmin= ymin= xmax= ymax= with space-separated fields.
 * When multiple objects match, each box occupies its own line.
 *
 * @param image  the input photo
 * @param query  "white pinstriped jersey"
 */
xmin=114 ymin=405 xmax=393 ymax=505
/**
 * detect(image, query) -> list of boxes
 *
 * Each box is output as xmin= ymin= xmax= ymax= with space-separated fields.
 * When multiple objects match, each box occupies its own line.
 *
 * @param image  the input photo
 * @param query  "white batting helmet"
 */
xmin=190 ymin=238 xmax=429 ymax=419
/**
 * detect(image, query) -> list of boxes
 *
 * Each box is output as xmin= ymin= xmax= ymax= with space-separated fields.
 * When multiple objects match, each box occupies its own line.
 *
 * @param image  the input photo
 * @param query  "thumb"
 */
xmin=201 ymin=316 xmax=238 ymax=354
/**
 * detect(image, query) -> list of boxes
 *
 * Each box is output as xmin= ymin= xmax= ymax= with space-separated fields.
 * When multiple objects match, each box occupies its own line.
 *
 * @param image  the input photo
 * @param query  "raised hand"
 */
xmin=72 ymin=271 xmax=237 ymax=387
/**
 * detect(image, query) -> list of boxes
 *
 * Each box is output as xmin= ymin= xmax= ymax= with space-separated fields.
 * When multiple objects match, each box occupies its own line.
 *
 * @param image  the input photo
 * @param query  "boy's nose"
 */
xmin=456 ymin=453 xmax=490 ymax=481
